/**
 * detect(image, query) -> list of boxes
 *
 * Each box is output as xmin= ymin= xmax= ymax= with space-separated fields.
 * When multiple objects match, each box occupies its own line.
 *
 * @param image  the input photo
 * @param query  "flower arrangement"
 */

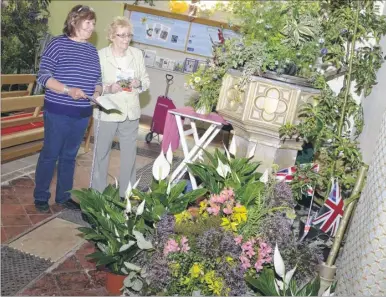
xmin=185 ymin=65 xmax=226 ymax=113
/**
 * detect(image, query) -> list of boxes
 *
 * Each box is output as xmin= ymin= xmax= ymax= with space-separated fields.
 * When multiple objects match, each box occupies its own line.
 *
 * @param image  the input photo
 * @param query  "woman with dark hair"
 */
xmin=34 ymin=5 xmax=102 ymax=212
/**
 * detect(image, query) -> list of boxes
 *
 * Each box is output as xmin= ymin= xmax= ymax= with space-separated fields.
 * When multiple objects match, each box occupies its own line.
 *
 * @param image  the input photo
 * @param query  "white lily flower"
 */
xmin=166 ymin=144 xmax=173 ymax=164
xmin=136 ymin=200 xmax=145 ymax=216
xmin=125 ymin=197 xmax=132 ymax=214
xmin=274 ymin=244 xmax=285 ymax=278
xmin=216 ymin=158 xmax=231 ymax=178
xmin=152 ymin=151 xmax=171 ymax=181
xmin=124 ymin=177 xmax=141 ymax=199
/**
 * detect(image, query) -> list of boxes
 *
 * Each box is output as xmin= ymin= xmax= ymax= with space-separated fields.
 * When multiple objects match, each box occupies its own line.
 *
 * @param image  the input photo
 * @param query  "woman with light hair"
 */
xmin=91 ymin=16 xmax=150 ymax=198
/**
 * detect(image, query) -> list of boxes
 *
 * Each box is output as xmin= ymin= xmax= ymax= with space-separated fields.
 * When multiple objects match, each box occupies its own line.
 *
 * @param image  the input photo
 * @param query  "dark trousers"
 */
xmin=34 ymin=111 xmax=89 ymax=204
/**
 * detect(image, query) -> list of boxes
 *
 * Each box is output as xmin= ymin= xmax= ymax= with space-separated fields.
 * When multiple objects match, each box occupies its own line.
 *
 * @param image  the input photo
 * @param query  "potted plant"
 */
xmin=72 ymin=185 xmax=154 ymax=295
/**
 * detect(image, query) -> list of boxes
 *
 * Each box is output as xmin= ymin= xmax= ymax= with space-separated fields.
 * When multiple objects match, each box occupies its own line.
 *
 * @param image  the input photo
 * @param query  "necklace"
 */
xmin=111 ymin=48 xmax=125 ymax=71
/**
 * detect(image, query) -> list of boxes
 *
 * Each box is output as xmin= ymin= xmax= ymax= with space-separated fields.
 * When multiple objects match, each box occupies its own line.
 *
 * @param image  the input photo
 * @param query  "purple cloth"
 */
xmin=161 ymin=107 xmax=228 ymax=153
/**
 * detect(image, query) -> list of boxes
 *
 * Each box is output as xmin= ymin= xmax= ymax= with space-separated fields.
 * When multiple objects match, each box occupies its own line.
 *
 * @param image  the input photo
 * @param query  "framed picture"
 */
xmin=196 ymin=60 xmax=208 ymax=72
xmin=183 ymin=58 xmax=198 ymax=73
xmin=155 ymin=56 xmax=164 ymax=68
xmin=143 ymin=50 xmax=156 ymax=67
xmin=173 ymin=60 xmax=185 ymax=72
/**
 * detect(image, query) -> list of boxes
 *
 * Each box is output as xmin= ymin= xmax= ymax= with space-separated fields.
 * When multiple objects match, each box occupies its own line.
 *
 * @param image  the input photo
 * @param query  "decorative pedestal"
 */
xmin=216 ymin=70 xmax=320 ymax=172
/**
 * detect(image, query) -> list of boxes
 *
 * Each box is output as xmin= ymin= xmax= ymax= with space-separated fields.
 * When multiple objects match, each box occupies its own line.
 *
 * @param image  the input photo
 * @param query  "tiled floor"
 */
xmin=18 ymin=242 xmax=110 ymax=296
xmin=1 ymin=117 xmax=229 ymax=295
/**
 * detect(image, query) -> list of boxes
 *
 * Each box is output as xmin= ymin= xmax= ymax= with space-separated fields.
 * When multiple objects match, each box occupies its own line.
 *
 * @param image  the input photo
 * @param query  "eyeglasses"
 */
xmin=77 ymin=6 xmax=94 ymax=12
xmin=116 ymin=33 xmax=134 ymax=39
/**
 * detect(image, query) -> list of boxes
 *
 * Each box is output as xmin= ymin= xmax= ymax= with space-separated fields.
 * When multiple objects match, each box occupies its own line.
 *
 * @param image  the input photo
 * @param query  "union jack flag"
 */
xmin=276 ymin=163 xmax=320 ymax=195
xmin=312 ymin=179 xmax=344 ymax=237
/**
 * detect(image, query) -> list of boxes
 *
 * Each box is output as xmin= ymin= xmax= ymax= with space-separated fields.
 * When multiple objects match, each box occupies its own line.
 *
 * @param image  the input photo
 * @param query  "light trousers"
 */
xmin=91 ymin=118 xmax=139 ymax=197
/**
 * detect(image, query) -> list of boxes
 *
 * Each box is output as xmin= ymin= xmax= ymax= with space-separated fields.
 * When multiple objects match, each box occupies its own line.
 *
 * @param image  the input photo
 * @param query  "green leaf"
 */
xmin=124 ymin=261 xmax=141 ymax=272
xmin=96 ymin=255 xmax=116 ymax=266
xmin=119 ymin=241 xmax=136 ymax=252
xmin=133 ymin=230 xmax=153 ymax=250
xmin=245 ymin=268 xmax=279 ymax=296
xmin=168 ymin=180 xmax=187 ymax=203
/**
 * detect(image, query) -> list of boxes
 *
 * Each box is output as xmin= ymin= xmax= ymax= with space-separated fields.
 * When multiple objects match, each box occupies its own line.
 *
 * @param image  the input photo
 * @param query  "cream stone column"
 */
xmin=335 ymin=110 xmax=386 ymax=295
xmin=217 ymin=70 xmax=320 ymax=172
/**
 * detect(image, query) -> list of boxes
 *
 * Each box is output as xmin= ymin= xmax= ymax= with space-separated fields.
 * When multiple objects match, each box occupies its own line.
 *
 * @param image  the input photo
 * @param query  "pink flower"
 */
xmin=245 ymin=248 xmax=256 ymax=258
xmin=207 ymin=203 xmax=220 ymax=216
xmin=223 ymin=203 xmax=233 ymax=214
xmin=234 ymin=235 xmax=243 ymax=245
xmin=254 ymin=259 xmax=264 ymax=272
xmin=218 ymin=193 xmax=228 ymax=204
xmin=240 ymin=255 xmax=251 ymax=270
xmin=180 ymin=236 xmax=190 ymax=253
xmin=163 ymin=239 xmax=180 ymax=256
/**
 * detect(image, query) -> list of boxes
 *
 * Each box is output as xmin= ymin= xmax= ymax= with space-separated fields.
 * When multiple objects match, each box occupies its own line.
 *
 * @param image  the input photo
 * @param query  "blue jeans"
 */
xmin=34 ymin=111 xmax=89 ymax=204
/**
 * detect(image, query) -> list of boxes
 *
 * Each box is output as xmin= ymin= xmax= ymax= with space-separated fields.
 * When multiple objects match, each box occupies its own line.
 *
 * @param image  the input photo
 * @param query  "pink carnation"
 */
xmin=163 ymin=239 xmax=180 ymax=256
xmin=180 ymin=236 xmax=190 ymax=253
xmin=223 ymin=203 xmax=233 ymax=214
xmin=234 ymin=235 xmax=243 ymax=245
xmin=207 ymin=203 xmax=220 ymax=216
xmin=254 ymin=259 xmax=264 ymax=272
xmin=240 ymin=255 xmax=251 ymax=270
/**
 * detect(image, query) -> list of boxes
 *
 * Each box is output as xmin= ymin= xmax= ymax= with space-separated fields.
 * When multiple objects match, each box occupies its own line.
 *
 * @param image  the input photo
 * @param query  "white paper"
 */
xmin=90 ymin=95 xmax=120 ymax=111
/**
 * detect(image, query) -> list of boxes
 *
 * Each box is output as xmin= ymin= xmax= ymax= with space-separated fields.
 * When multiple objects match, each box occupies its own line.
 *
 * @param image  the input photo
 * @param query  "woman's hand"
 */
xmin=110 ymin=83 xmax=122 ymax=94
xmin=131 ymin=79 xmax=141 ymax=89
xmin=68 ymin=87 xmax=87 ymax=100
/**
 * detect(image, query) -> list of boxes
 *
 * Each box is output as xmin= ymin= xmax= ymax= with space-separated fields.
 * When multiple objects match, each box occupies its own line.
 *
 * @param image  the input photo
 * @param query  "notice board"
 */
xmin=129 ymin=11 xmax=240 ymax=57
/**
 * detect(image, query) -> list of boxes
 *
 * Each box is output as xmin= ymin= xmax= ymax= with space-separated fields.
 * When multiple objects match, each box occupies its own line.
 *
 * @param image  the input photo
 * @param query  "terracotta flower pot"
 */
xmin=188 ymin=206 xmax=199 ymax=218
xmin=105 ymin=271 xmax=126 ymax=295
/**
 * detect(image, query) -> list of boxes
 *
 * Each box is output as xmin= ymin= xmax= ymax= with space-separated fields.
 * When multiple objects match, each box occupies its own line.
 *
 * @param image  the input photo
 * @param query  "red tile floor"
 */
xmin=17 ymin=242 xmax=111 ymax=296
xmin=1 ymin=177 xmax=64 ymax=244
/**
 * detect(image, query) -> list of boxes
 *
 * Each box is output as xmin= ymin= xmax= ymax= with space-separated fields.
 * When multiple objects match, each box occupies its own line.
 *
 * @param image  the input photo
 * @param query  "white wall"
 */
xmin=358 ymin=4 xmax=386 ymax=164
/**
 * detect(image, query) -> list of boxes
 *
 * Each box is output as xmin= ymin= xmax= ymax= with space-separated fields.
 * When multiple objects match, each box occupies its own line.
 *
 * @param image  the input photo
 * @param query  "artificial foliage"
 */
xmin=1 ymin=0 xmax=51 ymax=74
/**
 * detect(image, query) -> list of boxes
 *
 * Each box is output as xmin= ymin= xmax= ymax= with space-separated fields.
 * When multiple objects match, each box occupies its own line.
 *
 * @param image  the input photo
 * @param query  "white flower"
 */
xmin=216 ymin=158 xmax=231 ymax=178
xmin=136 ymin=200 xmax=145 ymax=216
xmin=194 ymin=76 xmax=201 ymax=83
xmin=152 ymin=151 xmax=171 ymax=181
xmin=319 ymin=38 xmax=325 ymax=44
xmin=275 ymin=60 xmax=279 ymax=65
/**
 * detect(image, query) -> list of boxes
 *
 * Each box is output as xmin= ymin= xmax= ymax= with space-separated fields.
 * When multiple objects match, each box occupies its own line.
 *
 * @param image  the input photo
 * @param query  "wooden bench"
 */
xmin=1 ymin=74 xmax=95 ymax=161
xmin=1 ymin=95 xmax=45 ymax=163
xmin=1 ymin=74 xmax=36 ymax=98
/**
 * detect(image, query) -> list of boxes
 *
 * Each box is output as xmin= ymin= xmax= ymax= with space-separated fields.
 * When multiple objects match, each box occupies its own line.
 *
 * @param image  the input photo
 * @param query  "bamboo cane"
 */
xmin=326 ymin=165 xmax=368 ymax=266
xmin=318 ymin=164 xmax=368 ymax=295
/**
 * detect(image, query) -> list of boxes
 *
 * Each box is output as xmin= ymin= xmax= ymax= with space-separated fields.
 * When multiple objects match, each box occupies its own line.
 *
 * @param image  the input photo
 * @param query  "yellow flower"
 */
xmin=225 ymin=256 xmax=234 ymax=264
xmin=174 ymin=210 xmax=192 ymax=224
xmin=232 ymin=205 xmax=247 ymax=223
xmin=204 ymin=271 xmax=225 ymax=295
xmin=190 ymin=263 xmax=203 ymax=278
xmin=221 ymin=217 xmax=238 ymax=232
xmin=199 ymin=200 xmax=208 ymax=214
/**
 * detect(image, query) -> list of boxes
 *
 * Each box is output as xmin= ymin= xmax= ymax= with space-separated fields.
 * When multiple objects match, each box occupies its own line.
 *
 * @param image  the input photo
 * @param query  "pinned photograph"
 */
xmin=183 ymin=58 xmax=198 ymax=73
xmin=145 ymin=23 xmax=153 ymax=39
xmin=162 ymin=58 xmax=170 ymax=69
xmin=153 ymin=23 xmax=162 ymax=39
xmin=159 ymin=24 xmax=171 ymax=42
xmin=144 ymin=50 xmax=156 ymax=67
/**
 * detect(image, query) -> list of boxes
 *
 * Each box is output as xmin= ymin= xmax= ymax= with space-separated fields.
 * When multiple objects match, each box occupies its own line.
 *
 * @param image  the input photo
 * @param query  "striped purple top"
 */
xmin=37 ymin=35 xmax=102 ymax=118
